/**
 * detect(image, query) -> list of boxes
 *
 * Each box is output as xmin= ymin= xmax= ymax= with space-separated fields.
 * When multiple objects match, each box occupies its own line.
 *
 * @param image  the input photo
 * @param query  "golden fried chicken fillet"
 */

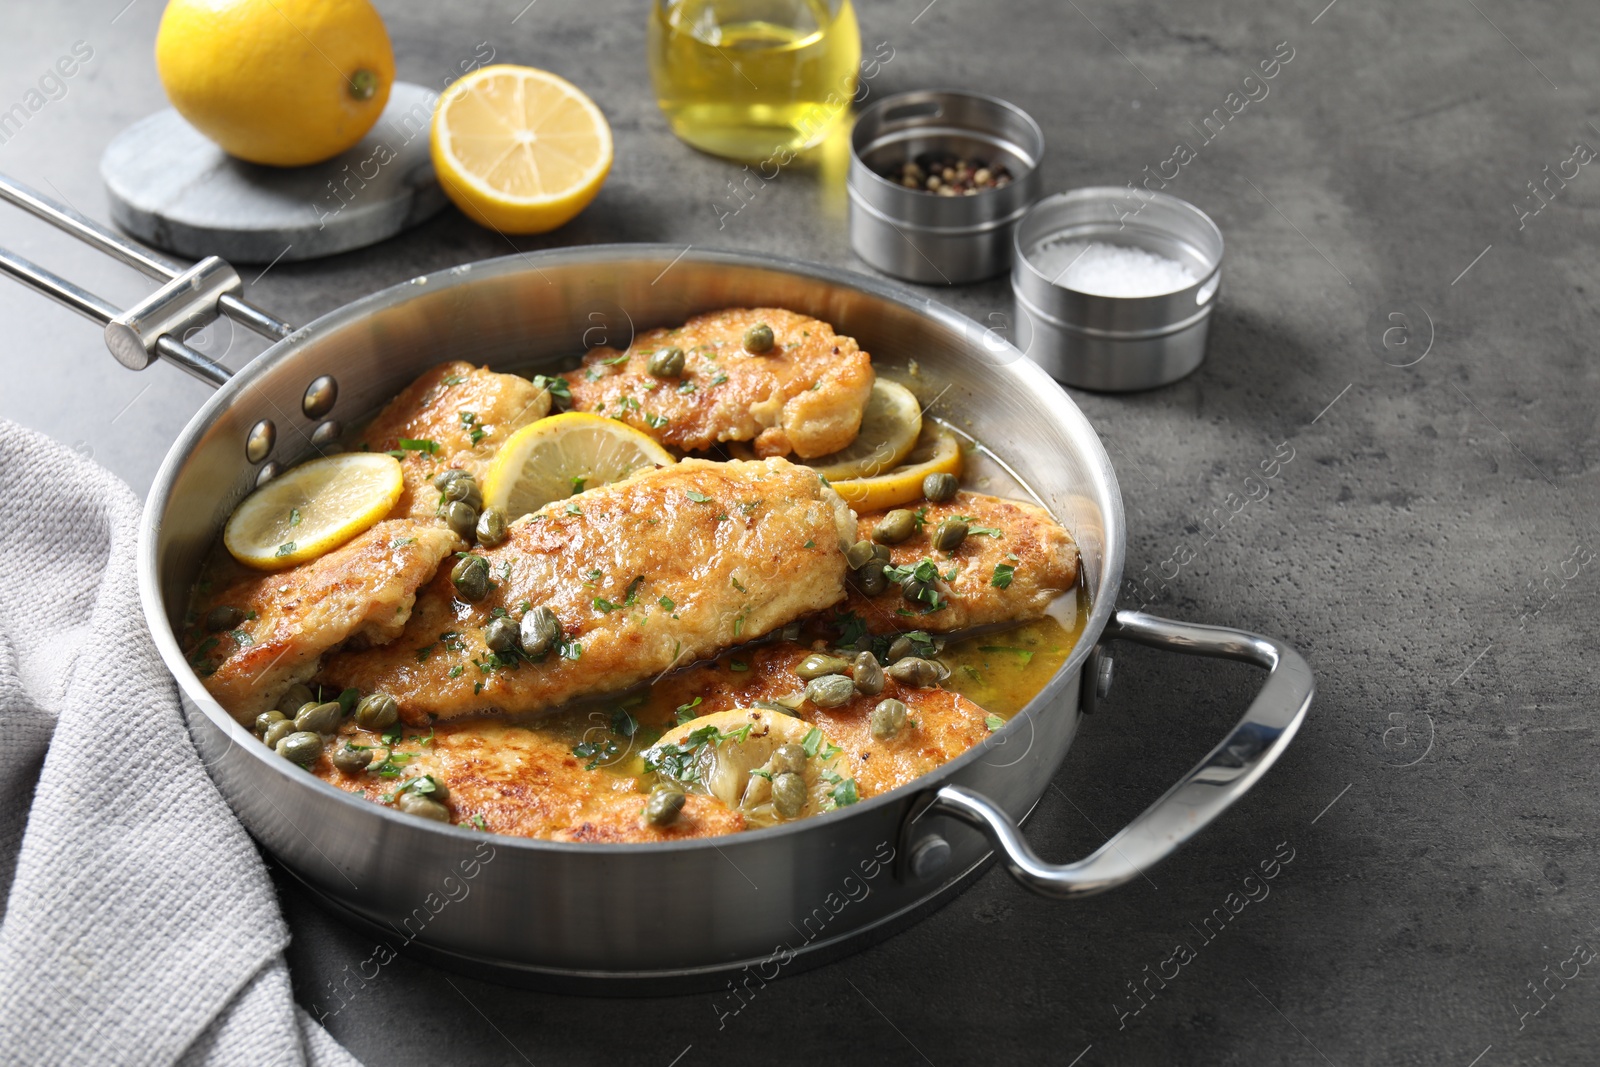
xmin=313 ymin=720 xmax=744 ymax=842
xmin=649 ymin=643 xmax=994 ymax=801
xmin=562 ymin=307 xmax=874 ymax=459
xmin=847 ymin=492 xmax=1080 ymax=633
xmin=319 ymin=458 xmax=857 ymax=722
xmin=358 ymin=360 xmax=550 ymax=519
xmin=189 ymin=520 xmax=463 ymax=722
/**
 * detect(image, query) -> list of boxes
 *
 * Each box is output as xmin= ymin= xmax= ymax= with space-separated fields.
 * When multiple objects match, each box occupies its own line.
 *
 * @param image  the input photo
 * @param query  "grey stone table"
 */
xmin=3 ymin=0 xmax=1596 ymax=1063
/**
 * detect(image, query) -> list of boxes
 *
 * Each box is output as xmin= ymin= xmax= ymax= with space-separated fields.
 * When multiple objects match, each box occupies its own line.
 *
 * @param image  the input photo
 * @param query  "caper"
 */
xmin=872 ymin=509 xmax=917 ymax=545
xmin=844 ymin=539 xmax=877 ymax=570
xmin=254 ymin=710 xmax=286 ymax=735
xmin=743 ymin=322 xmax=775 ymax=353
xmin=205 ymin=605 xmax=244 ymax=632
xmin=443 ymin=501 xmax=479 ymax=542
xmin=354 ymin=692 xmax=399 ymax=730
xmin=781 ymin=621 xmax=803 ymax=642
xmin=276 ymin=730 xmax=323 ymax=765
xmin=408 ymin=775 xmax=450 ymax=802
xmin=276 ymin=683 xmax=315 ymax=715
xmin=442 ymin=475 xmax=483 ymax=510
xmin=851 ymin=651 xmax=885 ymax=696
xmin=263 ymin=719 xmax=296 ymax=748
xmin=923 ymin=472 xmax=959 ymax=503
xmin=931 ymin=518 xmax=968 ymax=552
xmin=901 ymin=576 xmax=935 ymax=604
xmin=294 ymin=700 xmax=342 ymax=734
xmin=451 ymin=553 xmax=491 ymax=601
xmin=332 ymin=744 xmax=373 ymax=774
xmin=772 ymin=772 xmax=806 ymax=819
xmin=856 ymin=561 xmax=888 ymax=597
xmin=872 ymin=543 xmax=891 ymax=564
xmin=397 ymin=791 xmax=450 ymax=822
xmin=644 ymin=787 xmax=686 ymax=827
xmin=647 ymin=347 xmax=687 ymax=377
xmin=433 ymin=468 xmax=471 ymax=491
xmin=886 ymin=635 xmax=915 ymax=663
xmin=519 ymin=606 xmax=561 ymax=658
xmin=805 ymin=674 xmax=856 ymax=708
xmin=870 ymin=698 xmax=908 ymax=740
xmin=771 ymin=743 xmax=807 ymax=775
xmin=886 ymin=656 xmax=947 ymax=689
xmin=483 ymin=615 xmax=519 ymax=653
xmin=796 ymin=653 xmax=850 ymax=680
xmin=475 ymin=506 xmax=509 ymax=547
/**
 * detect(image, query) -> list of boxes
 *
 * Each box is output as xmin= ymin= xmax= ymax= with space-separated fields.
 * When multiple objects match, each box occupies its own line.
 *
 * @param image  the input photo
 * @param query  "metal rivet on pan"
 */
xmin=254 ymin=461 xmax=283 ymax=488
xmin=245 ymin=418 xmax=276 ymax=464
xmin=909 ymin=835 xmax=952 ymax=879
xmin=1096 ymin=655 xmax=1115 ymax=699
xmin=310 ymin=419 xmax=342 ymax=448
xmin=302 ymin=375 xmax=338 ymax=419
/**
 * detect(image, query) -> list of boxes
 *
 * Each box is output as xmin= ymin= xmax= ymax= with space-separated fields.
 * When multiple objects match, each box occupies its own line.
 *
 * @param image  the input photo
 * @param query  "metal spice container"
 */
xmin=848 ymin=90 xmax=1043 ymax=285
xmin=1011 ymin=188 xmax=1224 ymax=391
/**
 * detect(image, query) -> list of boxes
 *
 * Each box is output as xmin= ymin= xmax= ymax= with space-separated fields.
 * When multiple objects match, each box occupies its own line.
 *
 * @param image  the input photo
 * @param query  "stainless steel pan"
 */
xmin=0 ymin=174 xmax=1313 ymax=989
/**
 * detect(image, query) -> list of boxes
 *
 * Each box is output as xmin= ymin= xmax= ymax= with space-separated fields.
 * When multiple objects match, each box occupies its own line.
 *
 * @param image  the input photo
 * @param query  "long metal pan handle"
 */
xmin=923 ymin=610 xmax=1313 ymax=899
xmin=0 ymin=172 xmax=293 ymax=387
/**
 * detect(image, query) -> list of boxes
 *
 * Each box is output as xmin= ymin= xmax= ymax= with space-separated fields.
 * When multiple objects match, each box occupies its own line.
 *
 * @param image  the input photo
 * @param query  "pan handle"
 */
xmin=909 ymin=610 xmax=1313 ymax=899
xmin=0 ymin=173 xmax=293 ymax=387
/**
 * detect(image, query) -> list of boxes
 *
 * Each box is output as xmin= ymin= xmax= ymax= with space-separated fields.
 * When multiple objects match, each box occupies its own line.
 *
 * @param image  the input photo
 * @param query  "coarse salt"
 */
xmin=1027 ymin=239 xmax=1198 ymax=297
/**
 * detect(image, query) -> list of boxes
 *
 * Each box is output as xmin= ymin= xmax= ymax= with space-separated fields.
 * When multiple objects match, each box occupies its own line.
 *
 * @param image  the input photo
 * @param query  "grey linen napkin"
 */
xmin=0 ymin=420 xmax=361 ymax=1067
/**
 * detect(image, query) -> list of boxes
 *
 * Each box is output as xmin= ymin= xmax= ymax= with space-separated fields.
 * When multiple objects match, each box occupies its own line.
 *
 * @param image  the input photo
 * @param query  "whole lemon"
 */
xmin=155 ymin=0 xmax=395 ymax=167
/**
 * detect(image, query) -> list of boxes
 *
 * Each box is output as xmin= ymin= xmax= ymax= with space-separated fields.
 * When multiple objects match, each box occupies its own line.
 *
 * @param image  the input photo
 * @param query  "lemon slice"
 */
xmin=730 ymin=379 xmax=923 ymax=481
xmin=483 ymin=411 xmax=675 ymax=517
xmin=431 ymin=64 xmax=613 ymax=234
xmin=829 ymin=422 xmax=964 ymax=511
xmin=647 ymin=709 xmax=842 ymax=822
xmin=223 ymin=454 xmax=403 ymax=570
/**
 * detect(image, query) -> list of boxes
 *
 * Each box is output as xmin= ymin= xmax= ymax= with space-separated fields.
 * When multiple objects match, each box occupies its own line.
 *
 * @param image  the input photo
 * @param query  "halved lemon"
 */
xmin=483 ymin=411 xmax=675 ymax=518
xmin=647 ymin=709 xmax=842 ymax=822
xmin=223 ymin=453 xmax=403 ymax=570
xmin=829 ymin=422 xmax=964 ymax=511
xmin=730 ymin=379 xmax=923 ymax=481
xmin=431 ymin=64 xmax=613 ymax=234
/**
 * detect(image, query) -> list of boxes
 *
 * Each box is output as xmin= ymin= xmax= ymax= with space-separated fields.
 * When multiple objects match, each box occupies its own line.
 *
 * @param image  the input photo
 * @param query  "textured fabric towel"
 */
xmin=0 ymin=420 xmax=361 ymax=1067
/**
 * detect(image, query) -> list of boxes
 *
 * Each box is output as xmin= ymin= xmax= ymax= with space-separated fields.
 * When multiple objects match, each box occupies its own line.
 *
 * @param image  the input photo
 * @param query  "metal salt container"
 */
xmin=1011 ymin=188 xmax=1224 ymax=391
xmin=848 ymin=90 xmax=1043 ymax=285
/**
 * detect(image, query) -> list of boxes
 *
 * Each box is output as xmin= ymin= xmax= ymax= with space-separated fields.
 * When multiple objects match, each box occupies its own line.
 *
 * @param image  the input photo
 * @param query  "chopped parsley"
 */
xmin=566 ymin=503 xmax=582 ymax=515
xmin=617 ymin=396 xmax=640 ymax=411
xmin=599 ymin=352 xmax=631 ymax=366
xmin=593 ymin=596 xmax=619 ymax=613
xmin=288 ymin=508 xmax=301 ymax=527
xmin=622 ymin=575 xmax=645 ymax=606
xmin=275 ymin=542 xmax=296 ymax=557
xmin=443 ymin=374 xmax=466 ymax=385
xmin=531 ymin=374 xmax=573 ymax=410
xmin=658 ymin=595 xmax=675 ymax=610
xmin=711 ymin=373 xmax=729 ymax=386
xmin=686 ymin=489 xmax=713 ymax=504
xmin=985 ymin=714 xmax=1005 ymax=732
xmin=954 ymin=516 xmax=1003 ymax=537
xmin=991 ymin=563 xmax=1015 ymax=589
xmin=570 ymin=475 xmax=587 ymax=495
xmin=644 ymin=413 xmax=670 ymax=429
xmin=675 ymin=696 xmax=702 ymax=724
xmin=980 ymin=645 xmax=1034 ymax=665
xmin=910 ymin=506 xmax=929 ymax=532
xmin=390 ymin=536 xmax=415 ymax=548
xmin=388 ymin=437 xmax=440 ymax=458
xmin=559 ymin=638 xmax=583 ymax=660
xmin=677 ymin=380 xmax=696 ymax=394
xmin=731 ymin=576 xmax=746 ymax=592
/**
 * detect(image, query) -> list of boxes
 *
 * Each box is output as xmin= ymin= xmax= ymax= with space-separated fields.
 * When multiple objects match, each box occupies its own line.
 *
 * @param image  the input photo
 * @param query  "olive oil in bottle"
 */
xmin=648 ymin=0 xmax=861 ymax=161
